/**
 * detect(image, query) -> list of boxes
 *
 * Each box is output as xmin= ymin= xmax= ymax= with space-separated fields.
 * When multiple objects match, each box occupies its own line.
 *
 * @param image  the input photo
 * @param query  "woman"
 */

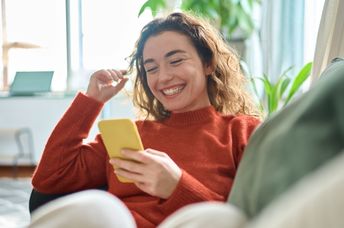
xmin=31 ymin=12 xmax=260 ymax=227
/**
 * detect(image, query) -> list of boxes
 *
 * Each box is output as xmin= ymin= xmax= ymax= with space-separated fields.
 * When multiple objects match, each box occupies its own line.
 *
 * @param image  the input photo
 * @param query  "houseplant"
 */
xmin=138 ymin=0 xmax=261 ymax=55
xmin=247 ymin=62 xmax=313 ymax=117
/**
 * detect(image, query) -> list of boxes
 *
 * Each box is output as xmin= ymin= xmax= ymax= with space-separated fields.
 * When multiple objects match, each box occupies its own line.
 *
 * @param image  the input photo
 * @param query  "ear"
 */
xmin=204 ymin=63 xmax=214 ymax=76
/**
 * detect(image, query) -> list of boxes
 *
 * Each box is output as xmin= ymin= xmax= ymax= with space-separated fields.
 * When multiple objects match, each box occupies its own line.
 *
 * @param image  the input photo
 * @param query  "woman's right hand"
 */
xmin=86 ymin=69 xmax=129 ymax=103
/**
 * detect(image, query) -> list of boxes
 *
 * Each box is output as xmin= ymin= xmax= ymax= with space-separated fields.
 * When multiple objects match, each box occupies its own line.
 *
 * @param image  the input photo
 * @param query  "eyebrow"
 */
xmin=143 ymin=49 xmax=187 ymax=65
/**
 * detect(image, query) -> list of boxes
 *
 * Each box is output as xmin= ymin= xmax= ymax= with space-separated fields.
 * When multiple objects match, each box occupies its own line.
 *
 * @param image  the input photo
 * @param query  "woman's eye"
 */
xmin=146 ymin=67 xmax=158 ymax=73
xmin=170 ymin=59 xmax=183 ymax=65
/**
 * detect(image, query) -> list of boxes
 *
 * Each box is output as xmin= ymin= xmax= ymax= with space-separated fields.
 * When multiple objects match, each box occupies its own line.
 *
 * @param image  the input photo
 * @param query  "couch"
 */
xmin=229 ymin=56 xmax=344 ymax=212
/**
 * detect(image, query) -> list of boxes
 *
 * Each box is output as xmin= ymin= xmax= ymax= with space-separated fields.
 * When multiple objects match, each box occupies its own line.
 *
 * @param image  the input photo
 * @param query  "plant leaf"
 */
xmin=285 ymin=62 xmax=312 ymax=105
xmin=249 ymin=77 xmax=265 ymax=113
xmin=237 ymin=4 xmax=254 ymax=35
xmin=240 ymin=0 xmax=253 ymax=15
xmin=138 ymin=0 xmax=166 ymax=17
xmin=257 ymin=76 xmax=274 ymax=113
xmin=257 ymin=76 xmax=272 ymax=96
xmin=138 ymin=0 xmax=151 ymax=17
xmin=270 ymin=77 xmax=285 ymax=114
xmin=279 ymin=77 xmax=291 ymax=99
xmin=274 ymin=76 xmax=285 ymax=100
xmin=280 ymin=66 xmax=293 ymax=78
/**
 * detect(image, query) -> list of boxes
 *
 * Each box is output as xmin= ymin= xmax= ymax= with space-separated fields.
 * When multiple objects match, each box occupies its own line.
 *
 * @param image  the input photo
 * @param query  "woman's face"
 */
xmin=142 ymin=31 xmax=212 ymax=113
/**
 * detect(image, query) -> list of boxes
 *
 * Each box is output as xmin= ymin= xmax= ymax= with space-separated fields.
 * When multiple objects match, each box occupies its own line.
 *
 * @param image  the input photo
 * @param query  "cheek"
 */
xmin=146 ymin=76 xmax=158 ymax=94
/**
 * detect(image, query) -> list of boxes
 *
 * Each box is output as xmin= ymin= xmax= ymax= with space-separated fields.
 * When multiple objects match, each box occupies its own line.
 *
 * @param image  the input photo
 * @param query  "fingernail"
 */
xmin=109 ymin=159 xmax=116 ymax=164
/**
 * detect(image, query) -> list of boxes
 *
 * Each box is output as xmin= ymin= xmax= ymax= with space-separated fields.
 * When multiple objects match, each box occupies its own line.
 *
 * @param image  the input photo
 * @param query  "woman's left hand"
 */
xmin=109 ymin=149 xmax=182 ymax=199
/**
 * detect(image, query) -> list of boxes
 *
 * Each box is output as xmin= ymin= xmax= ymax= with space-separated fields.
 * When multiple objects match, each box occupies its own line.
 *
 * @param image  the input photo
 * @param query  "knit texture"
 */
xmin=32 ymin=92 xmax=260 ymax=227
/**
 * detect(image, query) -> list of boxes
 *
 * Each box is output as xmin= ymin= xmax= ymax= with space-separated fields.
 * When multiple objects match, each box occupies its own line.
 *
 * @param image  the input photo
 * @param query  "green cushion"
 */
xmin=228 ymin=58 xmax=344 ymax=218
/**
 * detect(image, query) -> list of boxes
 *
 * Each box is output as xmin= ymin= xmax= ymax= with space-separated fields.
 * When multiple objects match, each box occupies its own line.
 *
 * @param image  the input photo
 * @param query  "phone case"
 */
xmin=98 ymin=118 xmax=144 ymax=183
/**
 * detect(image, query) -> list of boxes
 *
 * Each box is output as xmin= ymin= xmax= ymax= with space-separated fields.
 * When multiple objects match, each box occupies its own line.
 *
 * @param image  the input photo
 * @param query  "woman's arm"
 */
xmin=32 ymin=69 xmax=129 ymax=194
xmin=32 ymin=93 xmax=108 ymax=194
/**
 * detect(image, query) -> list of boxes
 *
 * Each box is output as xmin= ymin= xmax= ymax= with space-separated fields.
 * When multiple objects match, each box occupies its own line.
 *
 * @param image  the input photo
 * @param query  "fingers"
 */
xmin=109 ymin=158 xmax=145 ymax=174
xmin=92 ymin=69 xmax=127 ymax=83
xmin=112 ymin=77 xmax=128 ymax=93
xmin=120 ymin=149 xmax=151 ymax=163
xmin=109 ymin=158 xmax=146 ymax=183
xmin=145 ymin=149 xmax=167 ymax=157
xmin=114 ymin=168 xmax=144 ymax=183
xmin=86 ymin=68 xmax=128 ymax=103
xmin=120 ymin=69 xmax=127 ymax=75
xmin=91 ymin=70 xmax=112 ymax=84
xmin=108 ymin=69 xmax=127 ymax=82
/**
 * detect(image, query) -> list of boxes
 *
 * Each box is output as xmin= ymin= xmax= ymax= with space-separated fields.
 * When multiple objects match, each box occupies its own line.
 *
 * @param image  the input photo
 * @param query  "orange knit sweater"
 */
xmin=32 ymin=93 xmax=260 ymax=227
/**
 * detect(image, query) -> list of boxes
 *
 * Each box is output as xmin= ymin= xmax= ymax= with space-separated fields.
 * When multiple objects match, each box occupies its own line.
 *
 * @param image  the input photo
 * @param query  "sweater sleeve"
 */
xmin=158 ymin=170 xmax=225 ymax=214
xmin=32 ymin=92 xmax=108 ymax=194
xmin=231 ymin=115 xmax=261 ymax=167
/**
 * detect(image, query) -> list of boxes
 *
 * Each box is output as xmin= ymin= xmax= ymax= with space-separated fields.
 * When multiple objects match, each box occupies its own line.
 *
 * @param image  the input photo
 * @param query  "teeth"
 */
xmin=162 ymin=86 xmax=184 ymax=96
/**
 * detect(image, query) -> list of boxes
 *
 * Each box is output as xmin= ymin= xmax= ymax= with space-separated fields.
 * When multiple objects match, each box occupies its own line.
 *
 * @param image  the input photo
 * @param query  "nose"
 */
xmin=158 ymin=64 xmax=173 ymax=83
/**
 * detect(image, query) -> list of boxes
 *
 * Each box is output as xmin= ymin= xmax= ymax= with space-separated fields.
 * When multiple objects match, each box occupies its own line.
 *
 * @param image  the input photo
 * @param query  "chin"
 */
xmin=163 ymin=104 xmax=184 ymax=113
xmin=166 ymin=105 xmax=190 ymax=113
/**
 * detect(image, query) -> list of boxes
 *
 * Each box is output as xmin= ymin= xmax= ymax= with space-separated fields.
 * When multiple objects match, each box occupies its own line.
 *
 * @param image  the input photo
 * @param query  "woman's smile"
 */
xmin=161 ymin=84 xmax=186 ymax=96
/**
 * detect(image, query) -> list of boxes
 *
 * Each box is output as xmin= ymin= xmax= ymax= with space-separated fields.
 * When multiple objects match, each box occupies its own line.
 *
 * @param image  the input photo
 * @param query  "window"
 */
xmin=69 ymin=0 xmax=152 ymax=91
xmin=2 ymin=0 xmax=66 ymax=90
xmin=1 ymin=0 xmax=151 ymax=92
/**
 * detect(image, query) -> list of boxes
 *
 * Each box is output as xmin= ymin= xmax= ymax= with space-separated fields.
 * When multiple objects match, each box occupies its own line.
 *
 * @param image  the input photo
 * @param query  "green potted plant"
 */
xmin=138 ymin=0 xmax=261 ymax=55
xmin=246 ymin=62 xmax=313 ymax=117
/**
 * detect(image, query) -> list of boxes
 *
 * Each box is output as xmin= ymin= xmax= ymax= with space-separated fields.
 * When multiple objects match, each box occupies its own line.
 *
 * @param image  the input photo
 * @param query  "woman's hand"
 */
xmin=86 ymin=69 xmax=128 ymax=103
xmin=110 ymin=149 xmax=182 ymax=199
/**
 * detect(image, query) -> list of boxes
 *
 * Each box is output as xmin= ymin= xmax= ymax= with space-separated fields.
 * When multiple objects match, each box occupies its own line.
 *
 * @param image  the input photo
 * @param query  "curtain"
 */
xmin=260 ymin=0 xmax=305 ymax=82
xmin=310 ymin=0 xmax=344 ymax=85
xmin=244 ymin=3 xmax=263 ymax=81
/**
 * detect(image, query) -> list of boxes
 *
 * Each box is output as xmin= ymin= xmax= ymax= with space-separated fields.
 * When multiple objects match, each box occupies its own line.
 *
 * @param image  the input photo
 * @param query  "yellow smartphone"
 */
xmin=98 ymin=118 xmax=144 ymax=183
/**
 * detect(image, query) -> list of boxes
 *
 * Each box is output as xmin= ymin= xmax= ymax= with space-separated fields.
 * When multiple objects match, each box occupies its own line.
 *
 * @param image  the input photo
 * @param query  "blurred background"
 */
xmin=0 ymin=0 xmax=339 ymax=167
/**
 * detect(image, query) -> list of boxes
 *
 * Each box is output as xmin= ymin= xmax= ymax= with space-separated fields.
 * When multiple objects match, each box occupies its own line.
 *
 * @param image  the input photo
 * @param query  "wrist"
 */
xmin=84 ymin=92 xmax=105 ymax=104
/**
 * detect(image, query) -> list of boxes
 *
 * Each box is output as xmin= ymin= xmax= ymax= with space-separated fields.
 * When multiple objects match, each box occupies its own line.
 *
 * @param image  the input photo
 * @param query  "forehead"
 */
xmin=143 ymin=31 xmax=196 ymax=59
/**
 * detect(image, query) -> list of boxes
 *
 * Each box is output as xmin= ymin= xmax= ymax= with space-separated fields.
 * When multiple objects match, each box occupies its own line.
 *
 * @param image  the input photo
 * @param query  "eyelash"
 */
xmin=170 ymin=59 xmax=183 ymax=65
xmin=146 ymin=67 xmax=158 ymax=73
xmin=145 ymin=59 xmax=184 ymax=73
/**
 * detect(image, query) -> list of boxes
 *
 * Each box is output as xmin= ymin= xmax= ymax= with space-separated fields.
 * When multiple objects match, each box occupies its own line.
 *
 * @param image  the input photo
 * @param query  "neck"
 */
xmin=163 ymin=106 xmax=218 ymax=126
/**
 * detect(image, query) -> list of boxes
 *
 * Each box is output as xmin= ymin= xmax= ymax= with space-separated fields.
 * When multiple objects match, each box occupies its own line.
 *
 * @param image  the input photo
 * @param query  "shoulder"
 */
xmin=231 ymin=114 xmax=261 ymax=128
xmin=221 ymin=114 xmax=261 ymax=139
xmin=222 ymin=114 xmax=261 ymax=129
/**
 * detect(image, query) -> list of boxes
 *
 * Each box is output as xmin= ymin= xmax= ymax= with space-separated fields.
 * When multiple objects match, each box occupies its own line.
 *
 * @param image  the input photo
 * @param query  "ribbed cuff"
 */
xmin=67 ymin=92 xmax=104 ymax=132
xmin=158 ymin=170 xmax=222 ymax=214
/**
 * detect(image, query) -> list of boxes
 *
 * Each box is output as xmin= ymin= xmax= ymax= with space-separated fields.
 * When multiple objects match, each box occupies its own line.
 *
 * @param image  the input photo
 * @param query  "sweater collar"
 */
xmin=163 ymin=106 xmax=217 ymax=126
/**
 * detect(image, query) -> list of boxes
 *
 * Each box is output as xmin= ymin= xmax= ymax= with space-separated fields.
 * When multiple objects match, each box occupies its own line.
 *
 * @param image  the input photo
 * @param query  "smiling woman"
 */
xmin=129 ymin=12 xmax=261 ymax=120
xmin=143 ymin=31 xmax=212 ymax=113
xmin=30 ymin=12 xmax=261 ymax=228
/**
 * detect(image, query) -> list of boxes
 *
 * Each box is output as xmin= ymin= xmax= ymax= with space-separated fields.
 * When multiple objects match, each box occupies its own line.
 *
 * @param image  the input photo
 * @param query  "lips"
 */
xmin=161 ymin=85 xmax=185 ymax=96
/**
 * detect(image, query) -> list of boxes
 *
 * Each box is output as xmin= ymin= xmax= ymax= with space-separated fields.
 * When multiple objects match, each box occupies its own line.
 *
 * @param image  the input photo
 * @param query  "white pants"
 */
xmin=29 ymin=190 xmax=136 ymax=228
xmin=29 ymin=152 xmax=344 ymax=228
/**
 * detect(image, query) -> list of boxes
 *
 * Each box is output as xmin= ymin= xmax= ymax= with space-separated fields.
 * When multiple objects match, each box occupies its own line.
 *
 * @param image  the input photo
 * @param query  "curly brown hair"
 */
xmin=128 ymin=12 xmax=260 ymax=120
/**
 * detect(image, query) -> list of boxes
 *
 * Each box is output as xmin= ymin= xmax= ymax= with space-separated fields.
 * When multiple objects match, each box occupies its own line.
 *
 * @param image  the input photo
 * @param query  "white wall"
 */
xmin=0 ymin=93 xmax=135 ymax=165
